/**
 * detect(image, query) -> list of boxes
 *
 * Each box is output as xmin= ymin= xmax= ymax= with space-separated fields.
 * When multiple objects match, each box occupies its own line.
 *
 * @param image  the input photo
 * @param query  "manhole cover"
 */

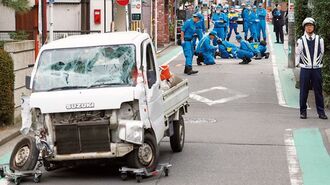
xmin=185 ymin=118 xmax=217 ymax=124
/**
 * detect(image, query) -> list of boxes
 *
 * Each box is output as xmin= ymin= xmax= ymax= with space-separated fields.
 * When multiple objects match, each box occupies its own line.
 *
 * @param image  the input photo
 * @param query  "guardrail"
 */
xmin=50 ymin=30 xmax=101 ymax=41
xmin=0 ymin=30 xmax=101 ymax=41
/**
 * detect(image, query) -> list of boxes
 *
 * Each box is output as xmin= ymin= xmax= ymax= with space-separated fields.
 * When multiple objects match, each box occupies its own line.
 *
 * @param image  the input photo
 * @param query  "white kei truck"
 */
xmin=9 ymin=32 xmax=189 ymax=176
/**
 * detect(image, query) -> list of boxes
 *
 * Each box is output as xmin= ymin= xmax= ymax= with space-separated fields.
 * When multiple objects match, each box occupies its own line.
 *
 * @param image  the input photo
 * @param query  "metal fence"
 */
xmin=0 ymin=31 xmax=34 ymax=41
xmin=51 ymin=30 xmax=101 ymax=41
xmin=0 ymin=30 xmax=101 ymax=41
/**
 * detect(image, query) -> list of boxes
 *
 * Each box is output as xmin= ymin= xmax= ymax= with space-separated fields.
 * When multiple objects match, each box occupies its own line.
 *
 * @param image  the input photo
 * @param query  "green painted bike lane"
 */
xmin=268 ymin=24 xmax=330 ymax=184
xmin=268 ymin=24 xmax=299 ymax=108
xmin=0 ymin=46 xmax=182 ymax=180
xmin=294 ymin=128 xmax=330 ymax=185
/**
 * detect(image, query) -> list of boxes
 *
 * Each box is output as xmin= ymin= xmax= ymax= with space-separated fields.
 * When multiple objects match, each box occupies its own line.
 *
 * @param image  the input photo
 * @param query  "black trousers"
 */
xmin=275 ymin=26 xmax=284 ymax=43
xmin=300 ymin=68 xmax=325 ymax=115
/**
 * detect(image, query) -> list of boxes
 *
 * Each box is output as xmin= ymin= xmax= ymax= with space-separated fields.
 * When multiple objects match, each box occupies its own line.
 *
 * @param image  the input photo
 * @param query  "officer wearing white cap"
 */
xmin=296 ymin=17 xmax=328 ymax=119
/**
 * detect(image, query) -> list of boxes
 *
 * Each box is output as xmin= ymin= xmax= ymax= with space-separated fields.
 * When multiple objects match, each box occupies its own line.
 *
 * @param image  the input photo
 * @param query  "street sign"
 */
xmin=288 ymin=3 xmax=294 ymax=23
xmin=131 ymin=0 xmax=142 ymax=21
xmin=117 ymin=0 xmax=129 ymax=6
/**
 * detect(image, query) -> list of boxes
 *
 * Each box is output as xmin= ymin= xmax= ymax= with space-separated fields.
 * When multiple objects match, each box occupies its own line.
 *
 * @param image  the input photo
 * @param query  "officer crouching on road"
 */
xmin=195 ymin=31 xmax=218 ymax=66
xmin=181 ymin=14 xmax=200 ymax=75
xmin=296 ymin=17 xmax=328 ymax=120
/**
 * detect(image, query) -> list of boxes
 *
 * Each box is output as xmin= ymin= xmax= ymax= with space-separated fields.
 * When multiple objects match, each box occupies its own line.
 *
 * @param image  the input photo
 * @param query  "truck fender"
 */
xmin=20 ymin=96 xmax=32 ymax=135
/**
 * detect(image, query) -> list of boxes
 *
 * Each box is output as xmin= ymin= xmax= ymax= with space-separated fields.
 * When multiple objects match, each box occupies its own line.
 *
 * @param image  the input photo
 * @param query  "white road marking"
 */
xmin=162 ymin=50 xmax=183 ymax=65
xmin=0 ymin=179 xmax=9 ymax=185
xmin=189 ymin=86 xmax=249 ymax=106
xmin=284 ymin=129 xmax=304 ymax=185
xmin=267 ymin=25 xmax=288 ymax=108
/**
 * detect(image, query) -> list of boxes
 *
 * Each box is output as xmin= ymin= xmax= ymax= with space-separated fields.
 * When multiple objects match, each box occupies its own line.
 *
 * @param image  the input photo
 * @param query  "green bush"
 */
xmin=9 ymin=31 xmax=29 ymax=41
xmin=0 ymin=49 xmax=15 ymax=126
xmin=294 ymin=0 xmax=311 ymax=40
xmin=312 ymin=0 xmax=330 ymax=106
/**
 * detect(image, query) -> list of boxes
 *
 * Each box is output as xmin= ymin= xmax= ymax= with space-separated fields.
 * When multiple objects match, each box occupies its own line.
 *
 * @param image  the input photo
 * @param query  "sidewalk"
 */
xmin=0 ymin=125 xmax=20 ymax=147
xmin=268 ymin=23 xmax=300 ymax=109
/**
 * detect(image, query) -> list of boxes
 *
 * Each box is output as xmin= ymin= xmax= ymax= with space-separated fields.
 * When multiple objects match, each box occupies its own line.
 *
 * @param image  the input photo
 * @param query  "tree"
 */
xmin=294 ymin=0 xmax=311 ymax=40
xmin=312 ymin=0 xmax=330 ymax=104
xmin=1 ymin=0 xmax=30 ymax=13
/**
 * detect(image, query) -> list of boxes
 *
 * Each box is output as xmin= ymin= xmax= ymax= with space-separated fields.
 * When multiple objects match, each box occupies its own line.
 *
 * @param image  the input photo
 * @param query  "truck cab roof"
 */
xmin=42 ymin=31 xmax=150 ymax=50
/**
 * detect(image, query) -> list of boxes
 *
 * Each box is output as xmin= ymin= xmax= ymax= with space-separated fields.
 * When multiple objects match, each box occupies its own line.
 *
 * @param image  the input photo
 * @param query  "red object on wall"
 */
xmin=116 ymin=0 xmax=129 ymax=6
xmin=94 ymin=9 xmax=101 ymax=24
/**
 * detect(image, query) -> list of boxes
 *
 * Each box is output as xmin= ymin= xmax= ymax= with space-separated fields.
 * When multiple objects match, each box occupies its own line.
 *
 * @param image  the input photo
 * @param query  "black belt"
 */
xmin=184 ymin=38 xmax=192 ymax=41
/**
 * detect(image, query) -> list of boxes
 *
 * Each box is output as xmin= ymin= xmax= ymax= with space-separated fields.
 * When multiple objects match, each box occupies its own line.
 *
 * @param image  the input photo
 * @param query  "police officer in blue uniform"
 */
xmin=248 ymin=6 xmax=258 ymax=42
xmin=235 ymin=35 xmax=255 ymax=64
xmin=195 ymin=31 xmax=218 ymax=65
xmin=212 ymin=5 xmax=227 ymax=40
xmin=192 ymin=13 xmax=206 ymax=52
xmin=257 ymin=3 xmax=267 ymax=41
xmin=296 ymin=17 xmax=328 ymax=119
xmin=242 ymin=4 xmax=251 ymax=40
xmin=181 ymin=14 xmax=200 ymax=75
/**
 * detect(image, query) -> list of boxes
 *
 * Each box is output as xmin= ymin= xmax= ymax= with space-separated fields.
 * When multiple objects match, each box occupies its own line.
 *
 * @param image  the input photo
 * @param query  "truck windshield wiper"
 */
xmin=47 ymin=86 xmax=87 ymax=91
xmin=88 ymin=82 xmax=126 ymax=89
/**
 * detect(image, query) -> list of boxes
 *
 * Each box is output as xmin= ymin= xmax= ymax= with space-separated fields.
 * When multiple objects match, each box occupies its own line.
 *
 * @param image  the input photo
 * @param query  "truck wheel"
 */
xmin=10 ymin=137 xmax=39 ymax=171
xmin=170 ymin=115 xmax=185 ymax=152
xmin=127 ymin=133 xmax=159 ymax=172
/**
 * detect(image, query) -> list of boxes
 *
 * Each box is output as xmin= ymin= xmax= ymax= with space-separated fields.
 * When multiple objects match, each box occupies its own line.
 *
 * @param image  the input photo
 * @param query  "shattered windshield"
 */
xmin=33 ymin=44 xmax=136 ymax=92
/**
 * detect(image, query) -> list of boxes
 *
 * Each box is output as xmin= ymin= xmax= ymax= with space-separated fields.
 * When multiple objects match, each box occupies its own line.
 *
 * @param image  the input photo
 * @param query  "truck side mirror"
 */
xmin=25 ymin=76 xmax=31 ymax=90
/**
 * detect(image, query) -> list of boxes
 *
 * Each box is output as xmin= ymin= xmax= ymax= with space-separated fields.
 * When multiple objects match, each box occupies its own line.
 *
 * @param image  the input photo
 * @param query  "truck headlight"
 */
xmin=118 ymin=120 xmax=143 ymax=144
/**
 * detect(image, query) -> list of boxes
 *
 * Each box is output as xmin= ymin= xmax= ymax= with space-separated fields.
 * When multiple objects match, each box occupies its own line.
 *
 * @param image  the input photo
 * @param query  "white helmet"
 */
xmin=302 ymin=17 xmax=316 ymax=27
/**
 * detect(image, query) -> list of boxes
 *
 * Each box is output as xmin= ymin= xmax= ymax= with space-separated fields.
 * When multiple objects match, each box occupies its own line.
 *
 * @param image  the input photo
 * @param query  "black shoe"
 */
xmin=255 ymin=53 xmax=262 ymax=60
xmin=264 ymin=52 xmax=270 ymax=59
xmin=184 ymin=67 xmax=198 ymax=75
xmin=184 ymin=67 xmax=189 ymax=74
xmin=319 ymin=114 xmax=328 ymax=120
xmin=197 ymin=56 xmax=203 ymax=66
xmin=247 ymin=58 xmax=252 ymax=63
xmin=275 ymin=41 xmax=280 ymax=44
xmin=239 ymin=57 xmax=249 ymax=64
xmin=300 ymin=113 xmax=307 ymax=119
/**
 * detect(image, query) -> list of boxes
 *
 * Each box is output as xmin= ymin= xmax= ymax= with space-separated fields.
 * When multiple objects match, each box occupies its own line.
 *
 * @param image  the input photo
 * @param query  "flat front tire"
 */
xmin=170 ymin=115 xmax=185 ymax=152
xmin=127 ymin=133 xmax=159 ymax=172
xmin=10 ymin=137 xmax=39 ymax=171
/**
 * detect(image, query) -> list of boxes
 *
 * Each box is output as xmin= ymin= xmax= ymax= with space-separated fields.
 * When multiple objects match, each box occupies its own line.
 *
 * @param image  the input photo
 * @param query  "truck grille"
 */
xmin=55 ymin=120 xmax=111 ymax=155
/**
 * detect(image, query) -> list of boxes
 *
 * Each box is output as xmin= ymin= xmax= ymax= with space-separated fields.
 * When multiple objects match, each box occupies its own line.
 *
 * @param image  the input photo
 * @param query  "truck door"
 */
xmin=143 ymin=41 xmax=165 ymax=143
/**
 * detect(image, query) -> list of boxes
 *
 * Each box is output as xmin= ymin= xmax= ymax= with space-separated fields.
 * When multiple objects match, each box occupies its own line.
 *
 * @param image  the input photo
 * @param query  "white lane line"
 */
xmin=0 ymin=179 xmax=9 ymax=185
xmin=267 ymin=25 xmax=288 ymax=108
xmin=284 ymin=129 xmax=304 ymax=185
xmin=162 ymin=50 xmax=183 ymax=65
xmin=189 ymin=86 xmax=249 ymax=106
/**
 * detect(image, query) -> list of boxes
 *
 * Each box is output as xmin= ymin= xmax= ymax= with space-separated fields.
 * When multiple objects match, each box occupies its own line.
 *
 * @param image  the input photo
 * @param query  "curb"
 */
xmin=0 ymin=129 xmax=20 ymax=146
xmin=156 ymin=42 xmax=175 ymax=54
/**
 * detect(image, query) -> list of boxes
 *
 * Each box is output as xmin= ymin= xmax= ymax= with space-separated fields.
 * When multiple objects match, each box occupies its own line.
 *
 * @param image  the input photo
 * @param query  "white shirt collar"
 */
xmin=304 ymin=32 xmax=316 ymax=40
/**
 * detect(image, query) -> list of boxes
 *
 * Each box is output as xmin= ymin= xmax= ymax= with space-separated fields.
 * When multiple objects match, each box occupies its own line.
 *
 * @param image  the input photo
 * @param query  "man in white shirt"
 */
xmin=296 ymin=17 xmax=328 ymax=119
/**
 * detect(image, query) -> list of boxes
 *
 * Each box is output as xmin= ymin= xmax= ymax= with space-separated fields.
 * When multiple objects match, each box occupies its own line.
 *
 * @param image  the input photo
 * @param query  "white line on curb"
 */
xmin=0 ymin=179 xmax=9 ymax=185
xmin=284 ymin=129 xmax=304 ymax=185
xmin=267 ymin=25 xmax=289 ymax=108
xmin=162 ymin=50 xmax=183 ymax=66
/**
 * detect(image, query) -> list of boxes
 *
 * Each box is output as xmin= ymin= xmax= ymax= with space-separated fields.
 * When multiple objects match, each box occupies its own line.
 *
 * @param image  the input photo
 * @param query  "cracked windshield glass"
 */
xmin=33 ymin=44 xmax=136 ymax=92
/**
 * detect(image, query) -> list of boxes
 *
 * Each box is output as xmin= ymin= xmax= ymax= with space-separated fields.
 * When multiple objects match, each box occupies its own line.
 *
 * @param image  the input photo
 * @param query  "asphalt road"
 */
xmin=1 ymin=28 xmax=330 ymax=185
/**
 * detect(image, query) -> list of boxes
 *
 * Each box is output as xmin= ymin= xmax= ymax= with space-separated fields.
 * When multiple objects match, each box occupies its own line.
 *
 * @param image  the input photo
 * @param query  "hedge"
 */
xmin=0 ymin=48 xmax=15 ymax=126
xmin=294 ymin=0 xmax=311 ymax=40
xmin=311 ymin=0 xmax=330 ymax=105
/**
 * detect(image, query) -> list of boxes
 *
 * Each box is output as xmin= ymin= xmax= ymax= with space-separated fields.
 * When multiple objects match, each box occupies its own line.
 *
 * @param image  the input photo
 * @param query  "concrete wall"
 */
xmin=4 ymin=41 xmax=35 ymax=120
xmin=113 ymin=3 xmax=127 ymax=32
xmin=0 ymin=4 xmax=15 ymax=31
xmin=48 ymin=3 xmax=81 ymax=31
xmin=90 ymin=0 xmax=113 ymax=32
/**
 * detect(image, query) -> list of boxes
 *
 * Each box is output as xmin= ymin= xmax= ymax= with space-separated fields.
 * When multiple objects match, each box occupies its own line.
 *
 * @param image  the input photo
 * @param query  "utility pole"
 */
xmin=41 ymin=0 xmax=47 ymax=44
xmin=288 ymin=0 xmax=295 ymax=68
xmin=49 ymin=0 xmax=54 ymax=42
